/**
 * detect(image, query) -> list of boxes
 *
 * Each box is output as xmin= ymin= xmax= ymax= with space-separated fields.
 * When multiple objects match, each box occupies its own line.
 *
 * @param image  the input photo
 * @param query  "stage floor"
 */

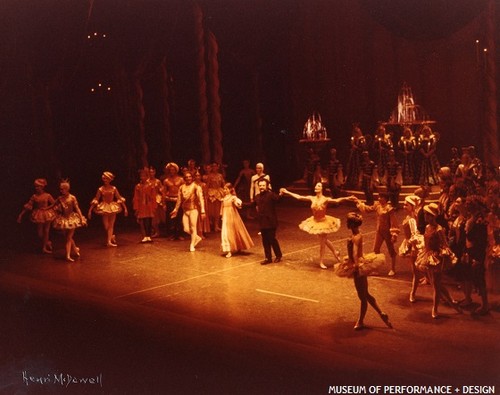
xmin=1 ymin=203 xmax=499 ymax=394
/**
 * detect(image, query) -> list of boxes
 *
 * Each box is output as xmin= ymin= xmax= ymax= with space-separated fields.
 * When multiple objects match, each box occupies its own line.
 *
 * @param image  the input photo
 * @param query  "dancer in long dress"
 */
xmin=52 ymin=180 xmax=87 ymax=262
xmin=342 ymin=212 xmax=393 ymax=330
xmin=280 ymin=183 xmax=356 ymax=269
xmin=345 ymin=124 xmax=368 ymax=189
xmin=220 ymin=183 xmax=254 ymax=258
xmin=17 ymin=178 xmax=56 ymax=253
xmin=88 ymin=171 xmax=128 ymax=247
xmin=417 ymin=126 xmax=440 ymax=186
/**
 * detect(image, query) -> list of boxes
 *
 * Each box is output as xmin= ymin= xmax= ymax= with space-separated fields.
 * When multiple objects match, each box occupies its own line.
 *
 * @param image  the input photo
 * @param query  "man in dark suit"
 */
xmin=254 ymin=179 xmax=282 ymax=265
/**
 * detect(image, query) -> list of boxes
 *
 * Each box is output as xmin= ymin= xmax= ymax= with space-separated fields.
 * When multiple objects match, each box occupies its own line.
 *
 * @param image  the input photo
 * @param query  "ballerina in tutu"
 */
xmin=52 ymin=179 xmax=87 ymax=262
xmin=88 ymin=171 xmax=128 ymax=247
xmin=280 ymin=183 xmax=356 ymax=269
xmin=17 ymin=178 xmax=57 ymax=253
xmin=414 ymin=203 xmax=461 ymax=319
xmin=340 ymin=212 xmax=392 ymax=330
xmin=220 ymin=183 xmax=254 ymax=258
xmin=398 ymin=195 xmax=424 ymax=302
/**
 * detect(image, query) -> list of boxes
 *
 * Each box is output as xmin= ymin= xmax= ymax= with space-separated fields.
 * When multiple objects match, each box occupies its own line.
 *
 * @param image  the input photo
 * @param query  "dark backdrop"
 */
xmin=0 ymin=0 xmax=497 ymax=230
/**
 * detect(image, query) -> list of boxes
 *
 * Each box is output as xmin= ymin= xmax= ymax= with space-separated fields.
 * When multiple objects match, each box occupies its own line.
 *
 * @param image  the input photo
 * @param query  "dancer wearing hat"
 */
xmin=17 ymin=178 xmax=56 ymax=254
xmin=399 ymin=195 xmax=424 ymax=302
xmin=88 ymin=171 xmax=128 ymax=247
xmin=52 ymin=179 xmax=87 ymax=262
xmin=415 ymin=203 xmax=461 ymax=319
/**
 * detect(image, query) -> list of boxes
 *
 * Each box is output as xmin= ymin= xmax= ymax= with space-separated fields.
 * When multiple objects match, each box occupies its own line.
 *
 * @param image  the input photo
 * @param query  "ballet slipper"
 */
xmin=354 ymin=321 xmax=365 ymax=330
xmin=380 ymin=313 xmax=393 ymax=328
xmin=194 ymin=235 xmax=202 ymax=247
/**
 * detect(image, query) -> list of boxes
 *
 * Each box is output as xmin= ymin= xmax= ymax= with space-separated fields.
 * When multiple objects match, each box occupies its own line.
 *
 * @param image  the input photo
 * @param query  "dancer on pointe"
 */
xmin=17 ymin=178 xmax=56 ymax=253
xmin=170 ymin=171 xmax=206 ymax=252
xmin=52 ymin=179 xmax=87 ymax=262
xmin=88 ymin=171 xmax=128 ymax=247
xmin=280 ymin=183 xmax=356 ymax=269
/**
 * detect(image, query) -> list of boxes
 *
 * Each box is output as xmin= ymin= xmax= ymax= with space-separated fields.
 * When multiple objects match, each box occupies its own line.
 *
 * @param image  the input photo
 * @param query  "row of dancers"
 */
xmin=17 ymin=177 xmax=496 ymax=329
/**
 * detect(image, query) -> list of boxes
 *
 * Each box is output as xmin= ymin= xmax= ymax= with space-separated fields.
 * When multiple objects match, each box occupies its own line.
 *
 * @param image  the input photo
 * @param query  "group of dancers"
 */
xmin=17 ymin=145 xmax=498 ymax=327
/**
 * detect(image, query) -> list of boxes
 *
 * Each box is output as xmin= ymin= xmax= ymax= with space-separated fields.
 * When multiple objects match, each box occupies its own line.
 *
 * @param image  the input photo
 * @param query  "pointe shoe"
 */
xmin=409 ymin=293 xmax=416 ymax=303
xmin=74 ymin=247 xmax=80 ymax=257
xmin=388 ymin=270 xmax=396 ymax=277
xmin=354 ymin=321 xmax=365 ymax=330
xmin=107 ymin=242 xmax=118 ymax=247
xmin=380 ymin=313 xmax=393 ymax=328
xmin=319 ymin=262 xmax=328 ymax=269
xmin=66 ymin=256 xmax=74 ymax=262
xmin=194 ymin=235 xmax=202 ymax=247
xmin=432 ymin=309 xmax=439 ymax=319
xmin=141 ymin=237 xmax=149 ymax=243
xmin=225 ymin=252 xmax=232 ymax=258
xmin=189 ymin=245 xmax=195 ymax=252
xmin=42 ymin=247 xmax=52 ymax=254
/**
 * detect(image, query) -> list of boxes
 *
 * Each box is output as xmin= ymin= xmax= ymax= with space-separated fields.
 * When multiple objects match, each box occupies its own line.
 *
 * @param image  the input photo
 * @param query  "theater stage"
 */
xmin=0 ymin=203 xmax=499 ymax=394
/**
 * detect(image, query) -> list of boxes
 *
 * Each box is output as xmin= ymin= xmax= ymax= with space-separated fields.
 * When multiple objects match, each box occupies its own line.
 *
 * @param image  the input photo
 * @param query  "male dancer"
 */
xmin=254 ymin=179 xmax=282 ymax=264
xmin=163 ymin=162 xmax=185 ymax=240
xmin=170 ymin=171 xmax=206 ymax=251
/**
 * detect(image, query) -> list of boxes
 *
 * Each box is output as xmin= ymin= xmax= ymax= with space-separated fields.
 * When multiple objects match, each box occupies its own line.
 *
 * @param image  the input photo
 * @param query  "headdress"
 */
xmin=423 ymin=203 xmax=439 ymax=217
xmin=404 ymin=195 xmax=420 ymax=207
xmin=34 ymin=178 xmax=47 ymax=187
xmin=165 ymin=162 xmax=179 ymax=173
xmin=59 ymin=178 xmax=70 ymax=190
xmin=102 ymin=171 xmax=115 ymax=181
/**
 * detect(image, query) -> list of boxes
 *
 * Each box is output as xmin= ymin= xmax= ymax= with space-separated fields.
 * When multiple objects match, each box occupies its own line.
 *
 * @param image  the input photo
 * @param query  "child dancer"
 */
xmin=356 ymin=192 xmax=399 ymax=276
xmin=133 ymin=168 xmax=157 ymax=243
xmin=415 ymin=203 xmax=461 ymax=319
xmin=220 ymin=183 xmax=254 ymax=257
xmin=17 ymin=178 xmax=56 ymax=253
xmin=398 ymin=195 xmax=424 ymax=302
xmin=52 ymin=179 xmax=87 ymax=262
xmin=340 ymin=212 xmax=393 ymax=330
xmin=88 ymin=171 xmax=128 ymax=247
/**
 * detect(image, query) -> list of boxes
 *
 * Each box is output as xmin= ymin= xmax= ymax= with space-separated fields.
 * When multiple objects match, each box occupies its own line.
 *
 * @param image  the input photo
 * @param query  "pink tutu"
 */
xmin=94 ymin=201 xmax=122 ymax=215
xmin=299 ymin=215 xmax=341 ymax=235
xmin=31 ymin=208 xmax=57 ymax=224
xmin=53 ymin=213 xmax=87 ymax=230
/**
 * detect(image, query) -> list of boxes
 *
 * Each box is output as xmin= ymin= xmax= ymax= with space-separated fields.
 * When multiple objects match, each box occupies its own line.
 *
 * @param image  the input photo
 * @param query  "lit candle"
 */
xmin=483 ymin=48 xmax=488 ymax=67
xmin=475 ymin=39 xmax=479 ymax=65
